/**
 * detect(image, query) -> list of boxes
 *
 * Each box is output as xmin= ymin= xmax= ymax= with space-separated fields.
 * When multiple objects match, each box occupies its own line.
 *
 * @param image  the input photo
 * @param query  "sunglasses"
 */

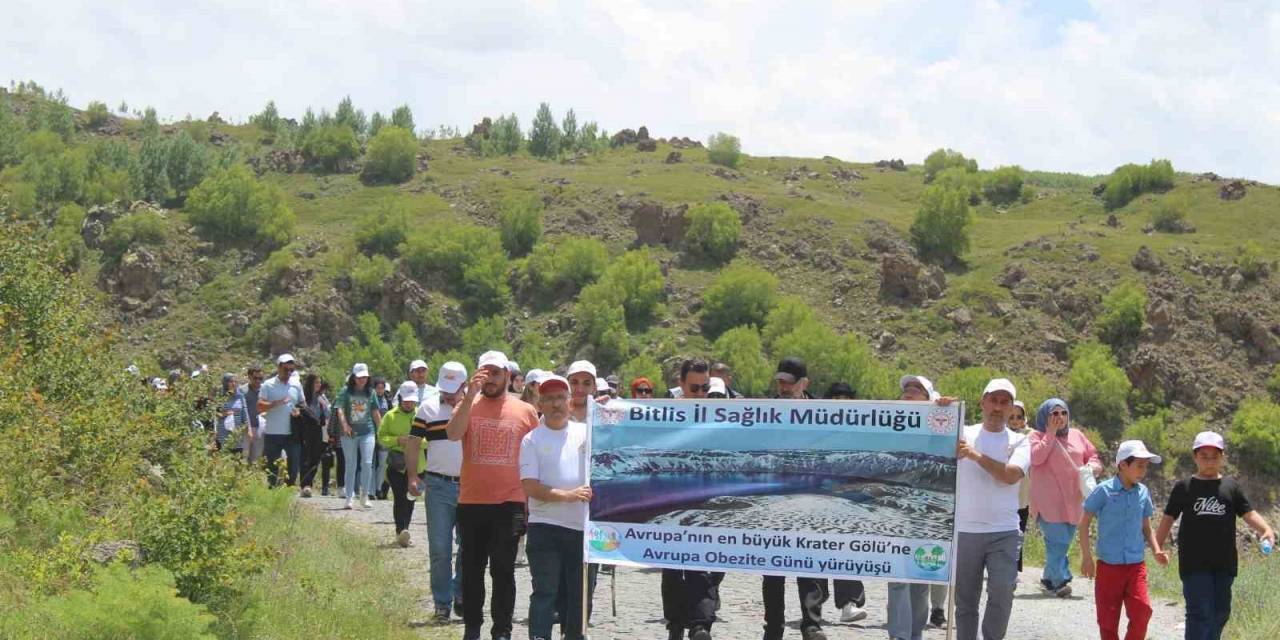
xmin=686 ymin=383 xmax=711 ymax=393
xmin=634 ymin=387 xmax=654 ymax=395
xmin=1050 ymin=410 xmax=1068 ymax=417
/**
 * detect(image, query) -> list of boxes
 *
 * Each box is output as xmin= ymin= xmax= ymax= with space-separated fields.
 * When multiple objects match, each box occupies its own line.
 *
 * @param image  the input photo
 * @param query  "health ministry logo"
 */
xmin=927 ymin=406 xmax=958 ymax=435
xmin=913 ymin=544 xmax=947 ymax=572
xmin=589 ymin=525 xmax=621 ymax=552
xmin=597 ymin=406 xmax=624 ymax=426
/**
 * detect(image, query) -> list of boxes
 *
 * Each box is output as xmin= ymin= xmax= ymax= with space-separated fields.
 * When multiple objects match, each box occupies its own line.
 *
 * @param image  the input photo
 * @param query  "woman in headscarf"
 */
xmin=1028 ymin=398 xmax=1101 ymax=597
xmin=1008 ymin=401 xmax=1031 ymax=573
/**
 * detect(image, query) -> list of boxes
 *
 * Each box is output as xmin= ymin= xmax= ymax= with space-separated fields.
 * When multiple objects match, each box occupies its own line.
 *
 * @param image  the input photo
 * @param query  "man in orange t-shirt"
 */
xmin=446 ymin=350 xmax=539 ymax=640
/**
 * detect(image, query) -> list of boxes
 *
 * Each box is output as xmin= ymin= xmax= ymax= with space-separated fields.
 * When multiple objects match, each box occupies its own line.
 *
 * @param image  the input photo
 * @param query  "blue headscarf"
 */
xmin=1035 ymin=398 xmax=1070 ymax=433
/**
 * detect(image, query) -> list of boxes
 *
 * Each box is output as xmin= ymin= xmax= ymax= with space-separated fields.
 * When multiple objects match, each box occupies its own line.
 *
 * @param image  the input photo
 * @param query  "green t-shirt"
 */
xmin=335 ymin=387 xmax=378 ymax=436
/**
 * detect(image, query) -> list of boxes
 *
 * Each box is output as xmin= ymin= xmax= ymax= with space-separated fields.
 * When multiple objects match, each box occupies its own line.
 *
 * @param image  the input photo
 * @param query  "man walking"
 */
xmin=257 ymin=354 xmax=303 ymax=487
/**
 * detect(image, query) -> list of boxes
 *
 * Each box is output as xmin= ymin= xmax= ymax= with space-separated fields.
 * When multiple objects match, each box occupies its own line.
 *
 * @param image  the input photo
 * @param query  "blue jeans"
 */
xmin=526 ymin=523 xmax=598 ymax=640
xmin=425 ymin=474 xmax=463 ymax=609
xmin=371 ymin=446 xmax=389 ymax=497
xmin=1039 ymin=517 xmax=1077 ymax=590
xmin=263 ymin=434 xmax=300 ymax=487
xmin=1182 ymin=570 xmax=1234 ymax=640
xmin=340 ymin=432 xmax=375 ymax=498
xmin=887 ymin=582 xmax=929 ymax=640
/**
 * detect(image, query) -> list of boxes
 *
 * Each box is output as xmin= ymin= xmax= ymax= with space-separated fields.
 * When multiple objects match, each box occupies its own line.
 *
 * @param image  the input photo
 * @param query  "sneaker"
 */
xmin=432 ymin=606 xmax=450 ymax=623
xmin=689 ymin=627 xmax=712 ymax=640
xmin=453 ymin=600 xmax=463 ymax=619
xmin=362 ymin=496 xmax=373 ymax=509
xmin=344 ymin=497 xmax=354 ymax=510
xmin=1055 ymin=583 xmax=1072 ymax=598
xmin=930 ymin=607 xmax=947 ymax=628
xmin=300 ymin=486 xmax=312 ymax=498
xmin=667 ymin=628 xmax=684 ymax=640
xmin=462 ymin=627 xmax=480 ymax=640
xmin=801 ymin=629 xmax=828 ymax=640
xmin=321 ymin=486 xmax=330 ymax=497
xmin=840 ymin=604 xmax=868 ymax=622
xmin=396 ymin=530 xmax=411 ymax=547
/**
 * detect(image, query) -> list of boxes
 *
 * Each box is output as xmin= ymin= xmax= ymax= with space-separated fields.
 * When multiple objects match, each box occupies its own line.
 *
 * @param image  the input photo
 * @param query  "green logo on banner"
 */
xmin=914 ymin=544 xmax=947 ymax=572
xmin=589 ymin=526 xmax=621 ymax=552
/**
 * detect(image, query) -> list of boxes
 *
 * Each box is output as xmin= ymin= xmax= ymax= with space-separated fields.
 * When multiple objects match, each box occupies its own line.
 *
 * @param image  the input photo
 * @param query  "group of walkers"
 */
xmin=159 ymin=347 xmax=1275 ymax=640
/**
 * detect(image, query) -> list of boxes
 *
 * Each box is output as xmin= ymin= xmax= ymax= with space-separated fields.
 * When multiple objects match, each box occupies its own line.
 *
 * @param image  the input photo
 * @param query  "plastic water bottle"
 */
xmin=1262 ymin=538 xmax=1274 ymax=556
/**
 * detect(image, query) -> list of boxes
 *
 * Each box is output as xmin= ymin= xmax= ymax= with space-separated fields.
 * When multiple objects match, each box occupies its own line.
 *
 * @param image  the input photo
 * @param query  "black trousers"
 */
xmin=661 ymin=569 xmax=722 ymax=632
xmin=1017 ymin=506 xmax=1030 ymax=571
xmin=298 ymin=427 xmax=326 ymax=489
xmin=457 ymin=502 xmax=526 ymax=637
xmin=385 ymin=468 xmax=422 ymax=533
xmin=763 ymin=575 xmax=828 ymax=636
xmin=833 ymin=579 xmax=865 ymax=608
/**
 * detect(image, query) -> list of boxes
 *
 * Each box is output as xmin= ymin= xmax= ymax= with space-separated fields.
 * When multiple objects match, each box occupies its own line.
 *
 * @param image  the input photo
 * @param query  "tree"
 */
xmin=707 ymin=132 xmax=742 ymax=169
xmin=334 ymin=95 xmax=367 ymax=136
xmin=771 ymin=320 xmax=895 ymax=399
xmin=251 ymin=100 xmax=281 ymax=135
xmin=528 ymin=102 xmax=562 ymax=159
xmin=85 ymin=101 xmax=111 ymax=129
xmin=390 ymin=104 xmax=415 ymax=136
xmin=521 ymin=236 xmax=608 ymax=298
xmin=487 ymin=114 xmax=522 ymax=156
xmin=1101 ymin=159 xmax=1175 ymax=210
xmin=298 ymin=108 xmax=317 ymax=138
xmin=574 ymin=282 xmax=631 ymax=368
xmin=909 ymin=186 xmax=971 ymax=266
xmin=762 ymin=296 xmax=818 ymax=350
xmin=619 ymin=353 xmax=668 ymax=397
xmin=713 ymin=325 xmax=771 ymax=397
xmin=684 ymin=201 xmax=742 ymax=262
xmin=354 ymin=200 xmax=410 ymax=257
xmin=561 ymin=109 xmax=579 ymax=152
xmin=922 ymin=148 xmax=978 ymax=183
xmin=140 ymin=107 xmax=161 ymax=137
xmin=602 ymin=248 xmax=665 ymax=324
xmin=0 ymin=94 xmax=25 ymax=168
xmin=1096 ymin=282 xmax=1146 ymax=346
xmin=133 ymin=132 xmax=171 ymax=203
xmin=938 ymin=366 xmax=999 ymax=424
xmin=164 ymin=131 xmax=211 ymax=199
xmin=368 ymin=111 xmax=386 ymax=137
xmin=401 ymin=223 xmax=510 ymax=316
xmin=361 ymin=125 xmax=417 ymax=184
xmin=499 ymin=194 xmax=543 ymax=257
xmin=461 ymin=316 xmax=512 ymax=358
xmin=18 ymin=131 xmax=87 ymax=207
xmin=102 ymin=209 xmax=168 ymax=264
xmin=184 ymin=164 xmax=295 ymax=249
xmin=983 ymin=166 xmax=1024 ymax=205
xmin=701 ymin=263 xmax=778 ymax=338
xmin=301 ymin=124 xmax=359 ymax=172
xmin=1067 ymin=342 xmax=1131 ymax=440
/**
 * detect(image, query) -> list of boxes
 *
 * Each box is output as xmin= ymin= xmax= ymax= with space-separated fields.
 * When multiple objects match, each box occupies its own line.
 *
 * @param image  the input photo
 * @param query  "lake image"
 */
xmin=590 ymin=448 xmax=956 ymax=540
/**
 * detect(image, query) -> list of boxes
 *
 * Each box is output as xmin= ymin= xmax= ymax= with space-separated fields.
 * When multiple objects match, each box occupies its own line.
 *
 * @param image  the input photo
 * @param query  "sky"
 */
xmin=5 ymin=0 xmax=1280 ymax=181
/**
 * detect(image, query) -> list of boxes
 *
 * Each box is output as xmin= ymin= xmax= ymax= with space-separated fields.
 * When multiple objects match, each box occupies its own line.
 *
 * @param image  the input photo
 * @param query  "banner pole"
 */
xmin=946 ymin=580 xmax=956 ymax=640
xmin=946 ymin=400 xmax=963 ymax=640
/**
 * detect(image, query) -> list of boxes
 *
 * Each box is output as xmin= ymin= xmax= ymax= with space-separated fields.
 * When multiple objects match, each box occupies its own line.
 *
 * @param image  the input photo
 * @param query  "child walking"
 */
xmin=1079 ymin=440 xmax=1168 ymax=640
xmin=1155 ymin=431 xmax=1275 ymax=640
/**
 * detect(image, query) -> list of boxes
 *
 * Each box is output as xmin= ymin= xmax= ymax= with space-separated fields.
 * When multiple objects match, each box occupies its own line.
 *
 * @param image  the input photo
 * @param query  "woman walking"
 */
xmin=377 ymin=381 xmax=427 ymax=547
xmin=296 ymin=373 xmax=329 ymax=497
xmin=1029 ymin=398 xmax=1101 ymax=597
xmin=335 ymin=363 xmax=382 ymax=509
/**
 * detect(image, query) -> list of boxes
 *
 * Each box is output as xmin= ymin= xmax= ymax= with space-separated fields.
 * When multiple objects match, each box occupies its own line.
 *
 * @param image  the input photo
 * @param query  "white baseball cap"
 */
xmin=397 ymin=380 xmax=420 ymax=402
xmin=596 ymin=377 xmax=611 ymax=393
xmin=1192 ymin=431 xmax=1225 ymax=452
xmin=567 ymin=360 xmax=597 ymax=379
xmin=477 ymin=350 xmax=509 ymax=371
xmin=506 ymin=360 xmax=521 ymax=375
xmin=900 ymin=375 xmax=939 ymax=401
xmin=351 ymin=362 xmax=370 ymax=378
xmin=409 ymin=359 xmax=429 ymax=373
xmin=125 ymin=364 xmax=140 ymax=376
xmin=538 ymin=374 xmax=570 ymax=394
xmin=1116 ymin=440 xmax=1163 ymax=465
xmin=525 ymin=369 xmax=546 ymax=386
xmin=151 ymin=377 xmax=168 ymax=390
xmin=708 ymin=377 xmax=728 ymax=397
xmin=276 ymin=353 xmax=296 ymax=365
xmin=436 ymin=361 xmax=467 ymax=394
xmin=982 ymin=378 xmax=1017 ymax=400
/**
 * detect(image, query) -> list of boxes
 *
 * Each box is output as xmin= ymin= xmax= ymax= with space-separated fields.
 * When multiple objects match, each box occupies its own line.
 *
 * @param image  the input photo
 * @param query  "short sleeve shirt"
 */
xmin=258 ymin=376 xmax=303 ymax=436
xmin=1163 ymin=476 xmax=1252 ymax=576
xmin=1083 ymin=476 xmax=1154 ymax=565
xmin=459 ymin=395 xmax=540 ymax=505
xmin=519 ymin=420 xmax=590 ymax=530
xmin=955 ymin=424 xmax=1030 ymax=533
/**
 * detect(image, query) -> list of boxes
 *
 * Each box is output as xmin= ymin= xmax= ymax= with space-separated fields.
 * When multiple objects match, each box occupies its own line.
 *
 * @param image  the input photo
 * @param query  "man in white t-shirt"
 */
xmin=407 ymin=361 xmax=468 ymax=623
xmin=405 ymin=358 xmax=440 ymax=404
xmin=953 ymin=378 xmax=1030 ymax=640
xmin=518 ymin=374 xmax=596 ymax=640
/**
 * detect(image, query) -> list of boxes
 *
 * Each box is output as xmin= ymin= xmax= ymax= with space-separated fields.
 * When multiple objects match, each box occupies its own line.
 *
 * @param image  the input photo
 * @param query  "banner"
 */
xmin=584 ymin=398 xmax=962 ymax=583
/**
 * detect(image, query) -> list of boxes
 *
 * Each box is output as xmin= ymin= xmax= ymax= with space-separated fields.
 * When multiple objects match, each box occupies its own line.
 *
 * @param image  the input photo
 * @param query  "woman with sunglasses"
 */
xmin=1028 ymin=398 xmax=1101 ymax=597
xmin=1008 ymin=401 xmax=1031 ymax=573
xmin=629 ymin=377 xmax=655 ymax=399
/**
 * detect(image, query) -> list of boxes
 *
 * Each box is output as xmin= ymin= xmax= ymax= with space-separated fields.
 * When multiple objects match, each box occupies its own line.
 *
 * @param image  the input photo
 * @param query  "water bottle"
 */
xmin=1262 ymin=538 xmax=1273 ymax=556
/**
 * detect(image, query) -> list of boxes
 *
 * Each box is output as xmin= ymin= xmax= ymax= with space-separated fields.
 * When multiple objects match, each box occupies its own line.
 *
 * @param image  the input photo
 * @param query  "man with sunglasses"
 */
xmin=661 ymin=358 xmax=721 ymax=640
xmin=257 ymin=353 xmax=304 ymax=487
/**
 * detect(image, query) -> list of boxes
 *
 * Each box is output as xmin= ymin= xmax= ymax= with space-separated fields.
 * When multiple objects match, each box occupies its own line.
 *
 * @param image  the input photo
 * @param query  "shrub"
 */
xmin=355 ymin=202 xmax=410 ymax=257
xmin=909 ymin=185 xmax=971 ymax=266
xmin=602 ymin=248 xmax=665 ymax=324
xmin=1123 ymin=410 xmax=1204 ymax=473
xmin=701 ymin=263 xmax=778 ymax=338
xmin=1096 ymin=282 xmax=1147 ymax=346
xmin=983 ymin=166 xmax=1024 ymax=205
xmin=528 ymin=103 xmax=561 ymax=159
xmin=761 ymin=296 xmax=817 ymax=350
xmin=1229 ymin=399 xmax=1280 ymax=477
xmin=19 ymin=131 xmax=87 ymax=207
xmin=684 ymin=202 xmax=742 ymax=263
xmin=0 ymin=94 xmax=25 ymax=168
xmin=1236 ymin=241 xmax=1268 ymax=280
xmin=250 ymin=100 xmax=280 ymax=135
xmin=488 ymin=114 xmax=523 ymax=156
xmin=102 ymin=209 xmax=168 ymax=263
xmin=263 ymin=247 xmax=297 ymax=282
xmin=185 ymin=164 xmax=296 ymax=249
xmin=771 ymin=320 xmax=896 ymax=399
xmin=932 ymin=166 xmax=982 ymax=205
xmin=1067 ymin=342 xmax=1131 ymax=440
xmin=361 ymin=125 xmax=417 ymax=184
xmin=401 ymin=223 xmax=510 ymax=315
xmin=348 ymin=254 xmax=395 ymax=307
xmin=1101 ymin=159 xmax=1174 ymax=210
xmin=390 ymin=104 xmax=415 ymax=136
xmin=133 ymin=132 xmax=171 ymax=202
xmin=707 ymin=132 xmax=742 ymax=169
xmin=164 ymin=131 xmax=211 ymax=199
xmin=499 ymin=194 xmax=543 ymax=257
xmin=514 ymin=328 xmax=554 ymax=372
xmin=84 ymin=101 xmax=111 ymax=129
xmin=938 ymin=366 xmax=999 ymax=424
xmin=522 ymin=236 xmax=608 ymax=297
xmin=301 ymin=124 xmax=359 ymax=172
xmin=574 ymin=282 xmax=630 ymax=368
xmin=923 ymin=148 xmax=978 ymax=183
xmin=1150 ymin=195 xmax=1188 ymax=232
xmin=333 ymin=95 xmax=367 ymax=136
xmin=1268 ymin=364 xmax=1280 ymax=402
xmin=49 ymin=203 xmax=90 ymax=268
xmin=713 ymin=325 xmax=771 ymax=397
xmin=461 ymin=315 xmax=512 ymax=359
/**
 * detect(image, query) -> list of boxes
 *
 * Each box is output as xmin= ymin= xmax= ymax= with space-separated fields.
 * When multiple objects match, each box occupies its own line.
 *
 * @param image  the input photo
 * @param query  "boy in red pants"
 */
xmin=1079 ymin=440 xmax=1169 ymax=640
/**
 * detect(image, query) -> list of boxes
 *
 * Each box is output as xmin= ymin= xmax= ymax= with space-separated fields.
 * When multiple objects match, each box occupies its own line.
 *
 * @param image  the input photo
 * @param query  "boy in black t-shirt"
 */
xmin=1155 ymin=431 xmax=1275 ymax=640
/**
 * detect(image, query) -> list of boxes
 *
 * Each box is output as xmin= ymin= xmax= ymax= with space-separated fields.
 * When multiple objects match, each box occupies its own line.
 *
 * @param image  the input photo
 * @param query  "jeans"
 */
xmin=1094 ymin=561 xmax=1152 ymax=640
xmin=298 ymin=426 xmax=325 ymax=489
xmin=372 ymin=446 xmax=389 ymax=497
xmin=887 ymin=582 xmax=930 ymax=640
xmin=385 ymin=468 xmax=422 ymax=533
xmin=954 ymin=530 xmax=1021 ymax=640
xmin=762 ymin=576 xmax=826 ymax=637
xmin=930 ymin=583 xmax=948 ymax=610
xmin=661 ymin=569 xmax=721 ymax=632
xmin=426 ymin=474 xmax=463 ymax=609
xmin=341 ymin=432 xmax=375 ymax=498
xmin=526 ymin=523 xmax=598 ymax=640
xmin=457 ymin=501 xmax=526 ymax=638
xmin=1038 ymin=517 xmax=1077 ymax=590
xmin=263 ymin=434 xmax=300 ymax=487
xmin=1016 ymin=507 xmax=1029 ymax=571
xmin=321 ymin=440 xmax=341 ymax=490
xmin=1181 ymin=569 xmax=1234 ymax=640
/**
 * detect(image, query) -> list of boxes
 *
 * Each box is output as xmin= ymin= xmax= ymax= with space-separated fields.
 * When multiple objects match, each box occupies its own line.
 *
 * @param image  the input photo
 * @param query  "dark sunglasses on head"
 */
xmin=687 ymin=383 xmax=711 ymax=393
xmin=634 ymin=387 xmax=653 ymax=395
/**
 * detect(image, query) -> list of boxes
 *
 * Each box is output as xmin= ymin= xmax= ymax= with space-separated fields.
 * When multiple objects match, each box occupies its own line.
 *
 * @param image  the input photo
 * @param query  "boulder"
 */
xmin=115 ymin=247 xmax=162 ymax=300
xmin=862 ymin=219 xmax=913 ymax=256
xmin=376 ymin=273 xmax=431 ymax=328
xmin=665 ymin=151 xmax=683 ymax=164
xmin=623 ymin=200 xmax=688 ymax=247
xmin=830 ymin=167 xmax=865 ymax=181
xmin=998 ymin=262 xmax=1028 ymax=288
xmin=81 ymin=203 xmax=125 ymax=249
xmin=947 ymin=307 xmax=973 ymax=330
xmin=636 ymin=138 xmax=657 ymax=152
xmin=637 ymin=126 xmax=650 ymax=140
xmin=267 ymin=324 xmax=295 ymax=355
xmin=1213 ymin=308 xmax=1280 ymax=363
xmin=879 ymin=253 xmax=946 ymax=303
xmin=1044 ymin=332 xmax=1070 ymax=360
xmin=610 ymin=129 xmax=639 ymax=147
xmin=1146 ymin=299 xmax=1175 ymax=337
xmin=1131 ymin=246 xmax=1164 ymax=273
xmin=1219 ymin=180 xmax=1247 ymax=201
xmin=1126 ymin=344 xmax=1203 ymax=408
xmin=87 ymin=540 xmax=145 ymax=568
xmin=874 ymin=159 xmax=907 ymax=171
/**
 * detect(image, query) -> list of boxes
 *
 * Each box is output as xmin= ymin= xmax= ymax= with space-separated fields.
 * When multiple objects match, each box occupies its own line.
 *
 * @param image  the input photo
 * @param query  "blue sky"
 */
xmin=5 ymin=0 xmax=1278 ymax=181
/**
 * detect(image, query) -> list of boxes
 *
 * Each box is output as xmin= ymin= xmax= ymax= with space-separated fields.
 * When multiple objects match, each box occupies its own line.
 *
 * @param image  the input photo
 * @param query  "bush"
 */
xmin=84 ymin=101 xmax=111 ymax=129
xmin=361 ymin=125 xmax=416 ymax=184
xmin=133 ymin=132 xmax=171 ymax=202
xmin=601 ymin=248 xmax=665 ymax=324
xmin=761 ymin=296 xmax=817 ymax=350
xmin=713 ymin=325 xmax=771 ymax=397
xmin=771 ymin=320 xmax=896 ymax=399
xmin=684 ymin=202 xmax=742 ymax=263
xmin=185 ymin=164 xmax=296 ymax=249
xmin=1124 ymin=410 xmax=1204 ymax=473
xmin=474 ymin=113 xmax=523 ymax=157
xmin=1101 ymin=159 xmax=1174 ymax=210
xmin=522 ymin=236 xmax=608 ymax=298
xmin=1228 ymin=399 xmax=1280 ymax=477
xmin=707 ymin=132 xmax=742 ymax=169
xmin=499 ymin=195 xmax=543 ymax=257
xmin=701 ymin=263 xmax=778 ymax=338
xmin=909 ymin=185 xmax=971 ymax=266
xmin=390 ymin=104 xmax=415 ymax=136
xmin=1096 ymin=282 xmax=1147 ymax=346
xmin=347 ymin=254 xmax=395 ymax=308
xmin=1067 ymin=342 xmax=1131 ymax=440
xmin=355 ymin=202 xmax=410 ymax=257
xmin=1236 ymin=241 xmax=1268 ymax=280
xmin=574 ymin=282 xmax=631 ymax=368
xmin=19 ymin=131 xmax=87 ymax=207
xmin=1268 ymin=364 xmax=1280 ymax=402
xmin=932 ymin=166 xmax=982 ymax=205
xmin=250 ymin=100 xmax=281 ymax=135
xmin=983 ymin=166 xmax=1024 ymax=205
xmin=0 ymin=94 xmax=25 ymax=168
xmin=923 ymin=148 xmax=978 ymax=183
xmin=49 ymin=203 xmax=90 ymax=268
xmin=301 ymin=124 xmax=359 ymax=172
xmin=401 ymin=223 xmax=510 ymax=315
xmin=1150 ymin=195 xmax=1188 ymax=232
xmin=164 ymin=131 xmax=211 ymax=199
xmin=102 ymin=209 xmax=168 ymax=263
xmin=461 ymin=315 xmax=512 ymax=359
xmin=528 ymin=103 xmax=561 ymax=159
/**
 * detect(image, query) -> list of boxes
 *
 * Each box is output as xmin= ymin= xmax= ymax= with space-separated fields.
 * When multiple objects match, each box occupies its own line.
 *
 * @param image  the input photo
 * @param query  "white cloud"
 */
xmin=4 ymin=0 xmax=1277 ymax=181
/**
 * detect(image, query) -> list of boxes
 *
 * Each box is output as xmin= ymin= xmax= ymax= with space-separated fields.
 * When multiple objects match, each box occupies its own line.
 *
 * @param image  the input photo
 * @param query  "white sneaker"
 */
xmin=840 ymin=604 xmax=868 ymax=622
xmin=344 ymin=497 xmax=354 ymax=510
xmin=397 ymin=530 xmax=412 ymax=548
xmin=362 ymin=497 xmax=373 ymax=509
xmin=300 ymin=486 xmax=312 ymax=498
